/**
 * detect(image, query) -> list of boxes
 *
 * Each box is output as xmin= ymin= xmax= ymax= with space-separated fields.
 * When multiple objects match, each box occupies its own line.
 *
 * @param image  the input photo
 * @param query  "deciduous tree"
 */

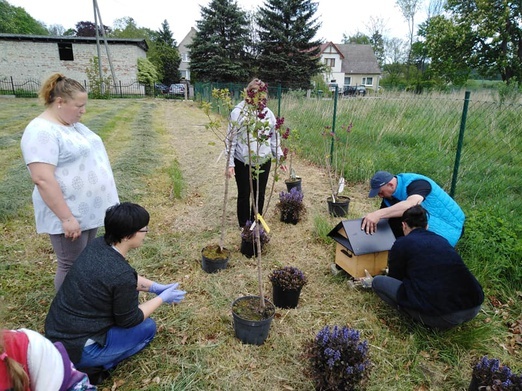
xmin=0 ymin=0 xmax=48 ymax=35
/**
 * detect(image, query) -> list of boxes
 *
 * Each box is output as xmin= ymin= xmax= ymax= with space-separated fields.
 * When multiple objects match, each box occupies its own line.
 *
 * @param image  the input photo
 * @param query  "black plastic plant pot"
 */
xmin=285 ymin=177 xmax=302 ymax=193
xmin=272 ymin=283 xmax=302 ymax=309
xmin=240 ymin=239 xmax=257 ymax=258
xmin=232 ymin=295 xmax=275 ymax=345
xmin=201 ymin=245 xmax=230 ymax=273
xmin=327 ymin=196 xmax=350 ymax=217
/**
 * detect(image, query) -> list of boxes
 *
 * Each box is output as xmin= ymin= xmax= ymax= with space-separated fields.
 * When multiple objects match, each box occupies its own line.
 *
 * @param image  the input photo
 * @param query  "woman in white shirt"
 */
xmin=21 ymin=73 xmax=119 ymax=291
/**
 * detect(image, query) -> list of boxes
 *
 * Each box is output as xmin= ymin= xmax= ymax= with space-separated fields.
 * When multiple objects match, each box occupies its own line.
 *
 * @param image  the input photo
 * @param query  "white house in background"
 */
xmin=178 ymin=27 xmax=196 ymax=81
xmin=0 ymin=33 xmax=148 ymax=84
xmin=319 ymin=42 xmax=381 ymax=91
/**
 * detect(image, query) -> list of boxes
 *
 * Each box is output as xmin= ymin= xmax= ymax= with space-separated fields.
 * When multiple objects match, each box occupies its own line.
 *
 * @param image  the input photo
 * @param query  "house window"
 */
xmin=344 ymin=77 xmax=351 ymax=86
xmin=324 ymin=58 xmax=335 ymax=68
xmin=58 ymin=43 xmax=74 ymax=61
xmin=362 ymin=77 xmax=373 ymax=86
xmin=182 ymin=53 xmax=190 ymax=62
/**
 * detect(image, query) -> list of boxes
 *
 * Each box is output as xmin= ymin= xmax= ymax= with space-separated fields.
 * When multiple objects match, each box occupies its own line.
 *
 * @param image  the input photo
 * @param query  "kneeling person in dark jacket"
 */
xmin=372 ymin=205 xmax=483 ymax=331
xmin=45 ymin=202 xmax=186 ymax=382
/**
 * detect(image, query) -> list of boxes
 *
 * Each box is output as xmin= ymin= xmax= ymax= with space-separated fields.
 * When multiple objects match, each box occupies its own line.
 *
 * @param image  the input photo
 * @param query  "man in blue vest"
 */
xmin=361 ymin=171 xmax=465 ymax=246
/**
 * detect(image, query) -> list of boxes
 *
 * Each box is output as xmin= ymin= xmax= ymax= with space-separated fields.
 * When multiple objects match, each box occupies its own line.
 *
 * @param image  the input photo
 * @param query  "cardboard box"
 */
xmin=327 ymin=218 xmax=396 ymax=278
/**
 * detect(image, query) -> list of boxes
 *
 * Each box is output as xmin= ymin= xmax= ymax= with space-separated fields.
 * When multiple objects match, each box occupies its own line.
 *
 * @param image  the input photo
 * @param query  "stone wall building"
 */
xmin=0 ymin=34 xmax=148 ymax=85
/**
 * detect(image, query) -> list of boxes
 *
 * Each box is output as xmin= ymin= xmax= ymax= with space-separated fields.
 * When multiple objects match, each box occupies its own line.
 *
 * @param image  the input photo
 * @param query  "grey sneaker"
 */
xmin=330 ymin=263 xmax=346 ymax=276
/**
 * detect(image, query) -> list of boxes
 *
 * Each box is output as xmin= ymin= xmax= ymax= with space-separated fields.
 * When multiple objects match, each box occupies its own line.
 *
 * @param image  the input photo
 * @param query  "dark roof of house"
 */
xmin=338 ymin=44 xmax=381 ymax=74
xmin=0 ymin=33 xmax=148 ymax=51
xmin=320 ymin=42 xmax=381 ymax=75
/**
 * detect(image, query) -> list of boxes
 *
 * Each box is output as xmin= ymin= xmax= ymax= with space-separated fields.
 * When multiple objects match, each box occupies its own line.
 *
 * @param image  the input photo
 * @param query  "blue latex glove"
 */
xmin=159 ymin=285 xmax=186 ymax=304
xmin=149 ymin=282 xmax=178 ymax=295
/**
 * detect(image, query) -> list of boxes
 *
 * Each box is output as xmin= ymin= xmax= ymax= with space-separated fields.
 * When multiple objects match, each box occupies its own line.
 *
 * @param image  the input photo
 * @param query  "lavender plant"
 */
xmin=268 ymin=266 xmax=307 ymax=291
xmin=306 ymin=325 xmax=371 ymax=391
xmin=241 ymin=220 xmax=270 ymax=245
xmin=276 ymin=187 xmax=305 ymax=222
xmin=471 ymin=356 xmax=522 ymax=390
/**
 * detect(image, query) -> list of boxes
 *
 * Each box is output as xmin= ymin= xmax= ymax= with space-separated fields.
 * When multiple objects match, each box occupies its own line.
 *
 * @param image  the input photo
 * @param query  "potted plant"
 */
xmin=306 ymin=325 xmax=372 ymax=390
xmin=268 ymin=266 xmax=307 ymax=308
xmin=240 ymin=220 xmax=270 ymax=258
xmin=323 ymin=122 xmax=353 ymax=217
xmin=200 ymin=88 xmax=236 ymax=273
xmin=228 ymin=80 xmax=279 ymax=345
xmin=469 ymin=355 xmax=522 ymax=390
xmin=276 ymin=187 xmax=306 ymax=225
xmin=281 ymin=127 xmax=302 ymax=193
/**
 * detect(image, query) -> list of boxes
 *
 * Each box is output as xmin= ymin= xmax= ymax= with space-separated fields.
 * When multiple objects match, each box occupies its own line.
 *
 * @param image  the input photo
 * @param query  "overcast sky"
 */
xmin=7 ymin=0 xmax=427 ymax=43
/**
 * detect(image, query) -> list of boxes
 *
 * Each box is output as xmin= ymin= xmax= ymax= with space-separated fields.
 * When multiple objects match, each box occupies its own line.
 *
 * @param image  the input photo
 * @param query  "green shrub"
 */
xmin=458 ymin=209 xmax=522 ymax=291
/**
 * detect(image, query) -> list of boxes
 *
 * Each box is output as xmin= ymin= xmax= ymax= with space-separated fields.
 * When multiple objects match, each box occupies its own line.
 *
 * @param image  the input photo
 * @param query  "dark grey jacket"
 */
xmin=45 ymin=237 xmax=144 ymax=362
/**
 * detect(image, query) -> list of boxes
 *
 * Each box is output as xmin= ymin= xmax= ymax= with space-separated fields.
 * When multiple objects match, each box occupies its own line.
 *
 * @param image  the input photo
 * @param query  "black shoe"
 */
xmin=81 ymin=366 xmax=112 ymax=385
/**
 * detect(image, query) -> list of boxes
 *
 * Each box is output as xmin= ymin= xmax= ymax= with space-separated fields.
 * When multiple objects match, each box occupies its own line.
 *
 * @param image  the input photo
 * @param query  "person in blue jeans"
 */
xmin=45 ymin=202 xmax=186 ymax=384
xmin=371 ymin=205 xmax=483 ymax=331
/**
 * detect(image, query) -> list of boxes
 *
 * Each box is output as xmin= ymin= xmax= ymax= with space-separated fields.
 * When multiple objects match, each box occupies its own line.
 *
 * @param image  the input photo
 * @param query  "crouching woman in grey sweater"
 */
xmin=45 ymin=202 xmax=186 ymax=383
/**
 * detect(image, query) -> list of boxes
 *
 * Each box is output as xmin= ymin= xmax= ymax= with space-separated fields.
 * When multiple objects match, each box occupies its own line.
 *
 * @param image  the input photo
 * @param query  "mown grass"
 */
xmin=0 ymin=96 xmax=520 ymax=390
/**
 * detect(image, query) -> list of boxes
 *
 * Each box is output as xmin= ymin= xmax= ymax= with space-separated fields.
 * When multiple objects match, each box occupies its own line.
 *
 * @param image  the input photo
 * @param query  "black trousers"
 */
xmin=234 ymin=158 xmax=271 ymax=227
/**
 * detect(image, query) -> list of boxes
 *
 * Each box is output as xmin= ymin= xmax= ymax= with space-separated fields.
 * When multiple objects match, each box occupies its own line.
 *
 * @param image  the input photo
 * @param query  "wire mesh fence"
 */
xmin=195 ymin=82 xmax=521 ymax=218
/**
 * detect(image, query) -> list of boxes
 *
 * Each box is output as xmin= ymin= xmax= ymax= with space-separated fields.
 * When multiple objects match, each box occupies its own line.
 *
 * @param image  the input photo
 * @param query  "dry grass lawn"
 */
xmin=1 ymin=99 xmax=499 ymax=391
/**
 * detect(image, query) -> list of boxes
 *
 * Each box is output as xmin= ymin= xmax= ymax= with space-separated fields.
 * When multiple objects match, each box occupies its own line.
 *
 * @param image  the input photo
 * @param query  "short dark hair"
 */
xmin=103 ymin=202 xmax=150 ymax=245
xmin=401 ymin=205 xmax=428 ymax=229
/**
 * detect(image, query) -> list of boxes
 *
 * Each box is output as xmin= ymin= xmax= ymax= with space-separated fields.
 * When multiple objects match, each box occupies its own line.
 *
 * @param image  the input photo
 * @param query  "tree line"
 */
xmin=1 ymin=0 xmax=521 ymax=91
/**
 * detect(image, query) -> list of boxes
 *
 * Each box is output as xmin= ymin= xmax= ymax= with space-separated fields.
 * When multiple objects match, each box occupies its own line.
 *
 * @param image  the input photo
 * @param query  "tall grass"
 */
xmin=274 ymin=90 xmax=522 ymax=295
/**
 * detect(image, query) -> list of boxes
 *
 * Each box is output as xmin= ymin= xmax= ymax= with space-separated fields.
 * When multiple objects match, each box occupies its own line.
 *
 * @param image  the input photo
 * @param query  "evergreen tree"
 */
xmin=156 ymin=19 xmax=176 ymax=47
xmin=148 ymin=20 xmax=181 ymax=85
xmin=0 ymin=0 xmax=48 ymax=35
xmin=256 ymin=0 xmax=322 ymax=89
xmin=188 ymin=0 xmax=252 ymax=83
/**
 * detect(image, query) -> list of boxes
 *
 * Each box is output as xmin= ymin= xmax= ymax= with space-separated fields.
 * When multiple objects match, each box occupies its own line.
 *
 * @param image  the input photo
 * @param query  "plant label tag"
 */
xmin=250 ymin=221 xmax=256 ymax=230
xmin=216 ymin=149 xmax=224 ymax=163
xmin=256 ymin=213 xmax=271 ymax=234
xmin=338 ymin=177 xmax=345 ymax=194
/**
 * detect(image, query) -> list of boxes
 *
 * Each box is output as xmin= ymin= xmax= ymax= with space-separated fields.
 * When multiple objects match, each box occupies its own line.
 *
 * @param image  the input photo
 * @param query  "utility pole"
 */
xmin=93 ymin=0 xmax=118 ymax=93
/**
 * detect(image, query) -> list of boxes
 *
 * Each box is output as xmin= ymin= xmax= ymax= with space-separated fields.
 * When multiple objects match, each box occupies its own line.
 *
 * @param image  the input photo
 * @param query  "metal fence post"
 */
xmin=10 ymin=76 xmax=15 ymax=95
xmin=330 ymin=85 xmax=338 ymax=164
xmin=277 ymin=84 xmax=282 ymax=118
xmin=450 ymin=91 xmax=470 ymax=197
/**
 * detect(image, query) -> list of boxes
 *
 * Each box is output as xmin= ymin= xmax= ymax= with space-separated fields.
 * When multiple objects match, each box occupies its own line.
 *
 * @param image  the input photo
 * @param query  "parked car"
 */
xmin=154 ymin=83 xmax=169 ymax=94
xmin=343 ymin=85 xmax=366 ymax=97
xmin=169 ymin=83 xmax=185 ymax=96
xmin=328 ymin=83 xmax=339 ymax=93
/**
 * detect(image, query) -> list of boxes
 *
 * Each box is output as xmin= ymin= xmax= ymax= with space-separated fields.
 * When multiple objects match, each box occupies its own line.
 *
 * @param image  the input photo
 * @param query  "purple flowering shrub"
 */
xmin=268 ymin=266 xmax=307 ymax=291
xmin=471 ymin=356 xmax=522 ymax=390
xmin=241 ymin=220 xmax=270 ymax=244
xmin=306 ymin=325 xmax=371 ymax=390
xmin=276 ymin=187 xmax=305 ymax=221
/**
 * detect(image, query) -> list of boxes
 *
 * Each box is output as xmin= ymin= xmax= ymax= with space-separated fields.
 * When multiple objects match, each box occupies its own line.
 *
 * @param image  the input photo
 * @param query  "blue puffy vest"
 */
xmin=384 ymin=173 xmax=465 ymax=246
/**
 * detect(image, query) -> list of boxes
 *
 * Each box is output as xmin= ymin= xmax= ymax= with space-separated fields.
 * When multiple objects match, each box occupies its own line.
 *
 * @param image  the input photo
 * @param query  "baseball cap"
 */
xmin=368 ymin=171 xmax=394 ymax=197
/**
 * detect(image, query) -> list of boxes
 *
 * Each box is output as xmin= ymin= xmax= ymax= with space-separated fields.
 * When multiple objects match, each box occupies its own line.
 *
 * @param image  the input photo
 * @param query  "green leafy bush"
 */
xmin=458 ymin=209 xmax=522 ymax=290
